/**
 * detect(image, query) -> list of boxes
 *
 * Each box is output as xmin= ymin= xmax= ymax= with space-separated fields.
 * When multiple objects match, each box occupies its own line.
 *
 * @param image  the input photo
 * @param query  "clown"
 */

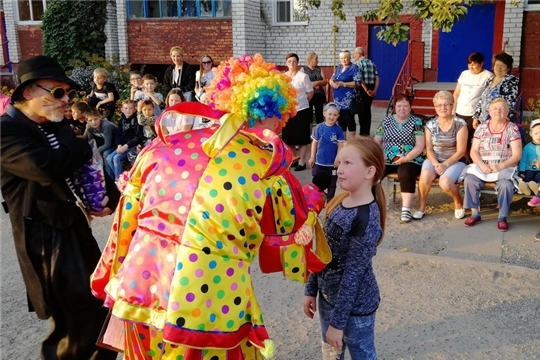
xmin=91 ymin=54 xmax=313 ymax=359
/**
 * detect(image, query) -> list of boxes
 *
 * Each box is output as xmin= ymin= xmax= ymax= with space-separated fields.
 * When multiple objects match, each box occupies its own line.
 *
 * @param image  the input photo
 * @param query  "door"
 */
xmin=368 ymin=25 xmax=408 ymax=100
xmin=437 ymin=4 xmax=495 ymax=82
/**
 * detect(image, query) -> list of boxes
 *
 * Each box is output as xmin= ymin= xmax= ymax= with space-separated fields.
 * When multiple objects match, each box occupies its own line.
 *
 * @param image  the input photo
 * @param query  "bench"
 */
xmin=385 ymin=173 xmax=533 ymax=210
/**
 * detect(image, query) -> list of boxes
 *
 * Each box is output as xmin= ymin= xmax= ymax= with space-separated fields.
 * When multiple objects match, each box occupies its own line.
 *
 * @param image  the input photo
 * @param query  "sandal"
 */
xmin=401 ymin=209 xmax=412 ymax=223
xmin=412 ymin=211 xmax=425 ymax=220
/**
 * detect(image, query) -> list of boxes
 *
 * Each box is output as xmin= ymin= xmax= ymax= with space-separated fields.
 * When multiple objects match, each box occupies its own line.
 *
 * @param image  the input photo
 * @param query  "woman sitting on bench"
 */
xmin=463 ymin=98 xmax=522 ymax=231
xmin=375 ymin=94 xmax=425 ymax=223
xmin=413 ymin=91 xmax=468 ymax=220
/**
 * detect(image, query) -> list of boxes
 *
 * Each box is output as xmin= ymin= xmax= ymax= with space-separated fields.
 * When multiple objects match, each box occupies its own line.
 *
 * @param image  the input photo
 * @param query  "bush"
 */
xmin=41 ymin=0 xmax=108 ymax=70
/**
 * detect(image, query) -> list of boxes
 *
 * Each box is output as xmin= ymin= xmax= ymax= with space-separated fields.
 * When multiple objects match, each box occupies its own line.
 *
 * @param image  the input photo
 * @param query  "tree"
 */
xmin=41 ymin=0 xmax=108 ymax=69
xmin=305 ymin=0 xmax=501 ymax=45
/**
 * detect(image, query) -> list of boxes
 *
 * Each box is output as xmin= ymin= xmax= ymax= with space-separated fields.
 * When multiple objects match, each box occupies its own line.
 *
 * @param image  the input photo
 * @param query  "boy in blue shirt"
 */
xmin=308 ymin=102 xmax=345 ymax=200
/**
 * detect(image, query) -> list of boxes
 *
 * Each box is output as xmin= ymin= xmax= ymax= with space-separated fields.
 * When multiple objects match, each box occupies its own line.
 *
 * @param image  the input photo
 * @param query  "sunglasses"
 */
xmin=202 ymin=61 xmax=212 ymax=65
xmin=36 ymin=84 xmax=77 ymax=100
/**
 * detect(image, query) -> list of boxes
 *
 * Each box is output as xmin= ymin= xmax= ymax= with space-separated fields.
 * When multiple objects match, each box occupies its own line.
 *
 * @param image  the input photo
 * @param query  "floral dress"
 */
xmin=473 ymin=73 xmax=519 ymax=123
xmin=91 ymin=110 xmax=310 ymax=360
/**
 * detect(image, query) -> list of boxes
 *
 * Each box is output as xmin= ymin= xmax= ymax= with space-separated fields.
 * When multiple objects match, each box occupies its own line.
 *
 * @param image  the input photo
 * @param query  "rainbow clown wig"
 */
xmin=205 ymin=53 xmax=298 ymax=128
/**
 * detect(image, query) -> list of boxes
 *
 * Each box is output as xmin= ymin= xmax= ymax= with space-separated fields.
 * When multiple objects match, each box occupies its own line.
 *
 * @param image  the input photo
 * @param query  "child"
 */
xmin=63 ymin=105 xmax=73 ymax=123
xmin=104 ymin=99 xmax=142 ymax=180
xmin=303 ymin=136 xmax=386 ymax=360
xmin=84 ymin=107 xmax=118 ymax=155
xmin=308 ymin=102 xmax=345 ymax=201
xmin=160 ymin=88 xmax=194 ymax=134
xmin=133 ymin=74 xmax=163 ymax=117
xmin=70 ymin=101 xmax=89 ymax=139
xmin=137 ymin=99 xmax=157 ymax=147
xmin=129 ymin=70 xmax=144 ymax=103
xmin=518 ymin=119 xmax=540 ymax=206
xmin=86 ymin=67 xmax=117 ymax=121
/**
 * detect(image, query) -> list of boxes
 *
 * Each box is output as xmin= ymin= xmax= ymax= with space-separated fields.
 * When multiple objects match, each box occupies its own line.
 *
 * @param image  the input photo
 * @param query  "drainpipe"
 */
xmin=0 ymin=11 xmax=11 ymax=73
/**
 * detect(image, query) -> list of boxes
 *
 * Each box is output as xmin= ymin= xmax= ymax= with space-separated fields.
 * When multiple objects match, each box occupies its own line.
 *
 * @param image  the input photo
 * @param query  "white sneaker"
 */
xmin=528 ymin=181 xmax=539 ymax=195
xmin=454 ymin=208 xmax=465 ymax=219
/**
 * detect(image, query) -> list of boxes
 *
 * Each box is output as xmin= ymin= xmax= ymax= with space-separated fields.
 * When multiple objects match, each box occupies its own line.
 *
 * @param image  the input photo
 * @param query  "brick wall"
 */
xmin=232 ymin=0 xmax=266 ymax=57
xmin=260 ymin=0 xmax=378 ymax=67
xmin=503 ymin=0 xmax=524 ymax=67
xmin=520 ymin=11 xmax=540 ymax=101
xmin=17 ymin=25 xmax=42 ymax=59
xmin=105 ymin=2 xmax=120 ymax=60
xmin=2 ymin=0 xmax=20 ymax=64
xmin=127 ymin=18 xmax=232 ymax=65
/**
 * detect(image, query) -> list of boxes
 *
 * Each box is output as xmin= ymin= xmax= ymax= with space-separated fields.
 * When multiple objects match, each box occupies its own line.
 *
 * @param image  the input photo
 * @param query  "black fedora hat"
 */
xmin=12 ymin=55 xmax=80 ymax=102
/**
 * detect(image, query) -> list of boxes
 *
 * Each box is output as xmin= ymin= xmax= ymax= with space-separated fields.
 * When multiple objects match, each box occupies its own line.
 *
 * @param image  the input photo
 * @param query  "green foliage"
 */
xmin=526 ymin=95 xmax=540 ymax=119
xmin=41 ymin=0 xmax=108 ymax=69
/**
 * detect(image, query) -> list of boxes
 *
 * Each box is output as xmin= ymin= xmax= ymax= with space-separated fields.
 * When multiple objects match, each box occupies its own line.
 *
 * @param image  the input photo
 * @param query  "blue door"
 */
xmin=368 ymin=25 xmax=408 ymax=100
xmin=438 ymin=4 xmax=495 ymax=82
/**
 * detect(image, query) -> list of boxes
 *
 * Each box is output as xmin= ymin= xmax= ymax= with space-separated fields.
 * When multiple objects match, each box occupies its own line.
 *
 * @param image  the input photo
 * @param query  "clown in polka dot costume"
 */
xmin=91 ymin=55 xmax=316 ymax=359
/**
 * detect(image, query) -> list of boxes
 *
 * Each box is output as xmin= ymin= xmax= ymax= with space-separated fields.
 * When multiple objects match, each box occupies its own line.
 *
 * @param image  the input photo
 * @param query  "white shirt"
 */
xmin=160 ymin=112 xmax=194 ymax=134
xmin=287 ymin=71 xmax=313 ymax=112
xmin=455 ymin=69 xmax=493 ymax=116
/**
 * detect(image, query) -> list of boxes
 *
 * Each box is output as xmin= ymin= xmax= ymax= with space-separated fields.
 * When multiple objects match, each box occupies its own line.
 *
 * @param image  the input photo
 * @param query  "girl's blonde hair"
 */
xmin=345 ymin=136 xmax=386 ymax=243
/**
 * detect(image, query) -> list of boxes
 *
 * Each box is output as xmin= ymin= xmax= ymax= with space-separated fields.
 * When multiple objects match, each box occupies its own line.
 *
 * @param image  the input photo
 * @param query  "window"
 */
xmin=273 ymin=0 xmax=308 ymax=25
xmin=127 ymin=0 xmax=231 ymax=19
xmin=525 ymin=0 xmax=540 ymax=10
xmin=17 ymin=0 xmax=47 ymax=22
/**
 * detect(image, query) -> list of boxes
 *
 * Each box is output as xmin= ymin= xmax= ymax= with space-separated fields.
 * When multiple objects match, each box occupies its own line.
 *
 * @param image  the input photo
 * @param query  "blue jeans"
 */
xmin=318 ymin=296 xmax=377 ymax=360
xmin=103 ymin=148 xmax=127 ymax=180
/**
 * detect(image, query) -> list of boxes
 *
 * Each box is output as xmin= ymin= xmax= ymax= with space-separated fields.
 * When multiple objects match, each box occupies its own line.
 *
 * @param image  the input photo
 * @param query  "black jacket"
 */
xmin=1 ymin=105 xmax=101 ymax=318
xmin=163 ymin=61 xmax=196 ymax=94
xmin=115 ymin=113 xmax=143 ymax=148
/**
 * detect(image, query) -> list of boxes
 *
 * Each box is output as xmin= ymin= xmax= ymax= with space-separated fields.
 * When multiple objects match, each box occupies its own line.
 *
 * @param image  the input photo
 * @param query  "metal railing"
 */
xmin=390 ymin=40 xmax=424 ymax=105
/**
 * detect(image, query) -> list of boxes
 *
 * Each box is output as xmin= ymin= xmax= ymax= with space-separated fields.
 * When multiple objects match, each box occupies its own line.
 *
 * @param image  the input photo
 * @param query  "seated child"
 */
xmin=84 ymin=107 xmax=118 ymax=156
xmin=518 ymin=119 xmax=540 ymax=206
xmin=133 ymin=74 xmax=164 ymax=117
xmin=137 ymin=99 xmax=157 ymax=147
xmin=308 ymin=102 xmax=345 ymax=201
xmin=129 ymin=70 xmax=144 ymax=104
xmin=161 ymin=88 xmax=194 ymax=134
xmin=104 ymin=99 xmax=142 ymax=180
xmin=63 ymin=105 xmax=73 ymax=123
xmin=70 ymin=101 xmax=89 ymax=139
xmin=86 ymin=67 xmax=117 ymax=121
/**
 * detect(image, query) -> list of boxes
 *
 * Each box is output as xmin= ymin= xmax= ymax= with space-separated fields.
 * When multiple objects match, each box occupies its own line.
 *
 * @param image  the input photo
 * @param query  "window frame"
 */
xmin=525 ymin=0 xmax=540 ymax=11
xmin=14 ymin=0 xmax=48 ymax=24
xmin=126 ymin=0 xmax=231 ymax=19
xmin=272 ymin=0 xmax=309 ymax=26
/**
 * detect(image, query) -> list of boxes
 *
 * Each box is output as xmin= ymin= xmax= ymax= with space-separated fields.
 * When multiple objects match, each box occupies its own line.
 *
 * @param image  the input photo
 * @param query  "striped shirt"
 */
xmin=38 ymin=125 xmax=78 ymax=197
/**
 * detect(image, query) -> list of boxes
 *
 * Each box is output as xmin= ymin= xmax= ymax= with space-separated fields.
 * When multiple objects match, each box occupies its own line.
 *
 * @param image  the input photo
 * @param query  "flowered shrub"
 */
xmin=1 ymin=85 xmax=14 ymax=97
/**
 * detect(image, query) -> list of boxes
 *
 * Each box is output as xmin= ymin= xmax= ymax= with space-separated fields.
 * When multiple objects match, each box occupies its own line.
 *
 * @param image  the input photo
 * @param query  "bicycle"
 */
xmin=385 ymin=76 xmax=434 ymax=124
